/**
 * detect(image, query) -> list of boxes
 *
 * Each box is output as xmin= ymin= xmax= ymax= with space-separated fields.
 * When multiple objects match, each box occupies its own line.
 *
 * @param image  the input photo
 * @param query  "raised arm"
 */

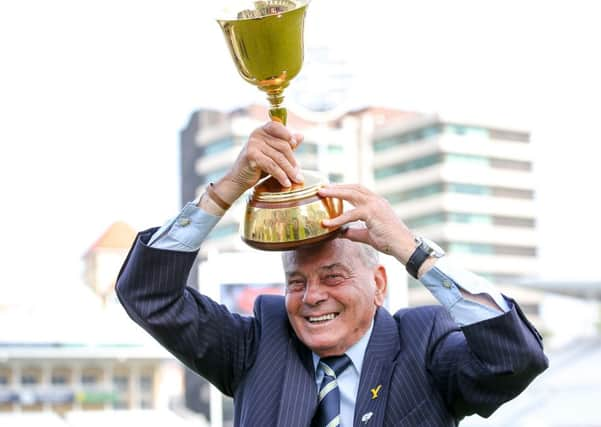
xmin=318 ymin=183 xmax=548 ymax=417
xmin=116 ymin=122 xmax=304 ymax=394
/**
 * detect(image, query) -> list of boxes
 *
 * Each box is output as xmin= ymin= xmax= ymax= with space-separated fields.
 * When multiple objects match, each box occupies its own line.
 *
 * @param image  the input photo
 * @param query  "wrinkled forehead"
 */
xmin=282 ymin=238 xmax=359 ymax=271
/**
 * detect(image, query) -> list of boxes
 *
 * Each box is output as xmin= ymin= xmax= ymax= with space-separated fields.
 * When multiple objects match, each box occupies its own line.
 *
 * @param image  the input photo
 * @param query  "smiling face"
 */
xmin=283 ymin=239 xmax=387 ymax=357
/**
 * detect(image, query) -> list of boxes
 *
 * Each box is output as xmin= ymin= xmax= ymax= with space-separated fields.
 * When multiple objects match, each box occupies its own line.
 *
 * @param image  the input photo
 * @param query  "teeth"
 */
xmin=309 ymin=313 xmax=337 ymax=323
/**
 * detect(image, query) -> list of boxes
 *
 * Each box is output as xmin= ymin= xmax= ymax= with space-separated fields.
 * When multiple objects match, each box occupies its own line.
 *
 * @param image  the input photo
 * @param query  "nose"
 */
xmin=302 ymin=278 xmax=327 ymax=306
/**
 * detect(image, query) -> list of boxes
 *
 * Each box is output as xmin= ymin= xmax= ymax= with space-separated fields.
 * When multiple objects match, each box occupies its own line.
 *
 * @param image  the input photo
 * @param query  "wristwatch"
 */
xmin=405 ymin=236 xmax=445 ymax=279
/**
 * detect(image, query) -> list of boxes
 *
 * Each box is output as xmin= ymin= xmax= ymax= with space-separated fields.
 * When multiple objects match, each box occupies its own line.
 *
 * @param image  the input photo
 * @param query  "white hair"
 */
xmin=281 ymin=221 xmax=379 ymax=268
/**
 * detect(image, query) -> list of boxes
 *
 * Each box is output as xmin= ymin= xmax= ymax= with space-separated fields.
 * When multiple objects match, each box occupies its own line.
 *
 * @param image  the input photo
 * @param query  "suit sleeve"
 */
xmin=426 ymin=301 xmax=549 ymax=419
xmin=115 ymin=228 xmax=260 ymax=397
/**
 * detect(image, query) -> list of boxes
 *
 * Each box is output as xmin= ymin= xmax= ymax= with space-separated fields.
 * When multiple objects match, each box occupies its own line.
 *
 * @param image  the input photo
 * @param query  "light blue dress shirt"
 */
xmin=311 ymin=321 xmax=373 ymax=427
xmin=149 ymin=202 xmax=511 ymax=426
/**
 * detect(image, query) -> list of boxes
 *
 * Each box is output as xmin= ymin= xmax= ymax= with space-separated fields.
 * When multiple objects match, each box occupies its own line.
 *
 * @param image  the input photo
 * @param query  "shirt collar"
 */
xmin=311 ymin=318 xmax=374 ymax=376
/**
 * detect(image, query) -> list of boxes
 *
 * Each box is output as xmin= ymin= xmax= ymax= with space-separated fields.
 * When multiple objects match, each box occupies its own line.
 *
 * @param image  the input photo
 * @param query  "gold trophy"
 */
xmin=217 ymin=0 xmax=343 ymax=251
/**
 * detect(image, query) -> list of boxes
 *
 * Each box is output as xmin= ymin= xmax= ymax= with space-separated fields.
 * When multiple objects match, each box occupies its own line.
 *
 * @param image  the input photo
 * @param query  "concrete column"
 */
xmin=130 ymin=363 xmax=139 ymax=409
xmin=72 ymin=363 xmax=81 ymax=410
xmin=41 ymin=362 xmax=51 ymax=412
xmin=209 ymin=384 xmax=223 ymax=427
xmin=104 ymin=362 xmax=113 ymax=410
xmin=12 ymin=363 xmax=21 ymax=413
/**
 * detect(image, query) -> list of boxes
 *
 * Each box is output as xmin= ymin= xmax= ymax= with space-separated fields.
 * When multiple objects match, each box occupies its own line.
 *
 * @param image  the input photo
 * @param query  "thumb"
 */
xmin=291 ymin=132 xmax=304 ymax=150
xmin=340 ymin=227 xmax=370 ymax=245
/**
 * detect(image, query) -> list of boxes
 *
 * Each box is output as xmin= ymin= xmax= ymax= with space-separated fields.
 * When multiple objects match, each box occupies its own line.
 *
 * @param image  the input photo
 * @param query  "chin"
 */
xmin=306 ymin=337 xmax=343 ymax=356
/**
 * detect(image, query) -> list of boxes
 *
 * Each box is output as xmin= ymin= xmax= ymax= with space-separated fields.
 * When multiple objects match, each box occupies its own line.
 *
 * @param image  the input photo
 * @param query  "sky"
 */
xmin=1 ymin=0 xmax=600 ymax=298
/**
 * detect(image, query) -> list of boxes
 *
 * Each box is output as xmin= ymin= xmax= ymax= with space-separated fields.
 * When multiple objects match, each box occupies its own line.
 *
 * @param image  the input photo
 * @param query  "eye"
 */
xmin=322 ymin=273 xmax=345 ymax=286
xmin=287 ymin=279 xmax=305 ymax=292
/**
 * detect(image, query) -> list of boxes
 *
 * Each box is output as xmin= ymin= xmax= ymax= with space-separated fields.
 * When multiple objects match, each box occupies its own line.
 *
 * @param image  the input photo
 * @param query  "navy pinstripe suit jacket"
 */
xmin=116 ymin=229 xmax=548 ymax=426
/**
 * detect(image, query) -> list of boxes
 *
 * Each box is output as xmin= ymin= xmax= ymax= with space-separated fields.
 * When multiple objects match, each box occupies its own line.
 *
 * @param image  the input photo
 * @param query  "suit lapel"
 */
xmin=276 ymin=334 xmax=318 ymax=427
xmin=353 ymin=308 xmax=400 ymax=427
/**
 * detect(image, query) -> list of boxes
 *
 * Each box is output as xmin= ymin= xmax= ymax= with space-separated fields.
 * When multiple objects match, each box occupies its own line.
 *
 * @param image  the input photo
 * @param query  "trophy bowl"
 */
xmin=242 ymin=171 xmax=344 ymax=250
xmin=217 ymin=0 xmax=344 ymax=250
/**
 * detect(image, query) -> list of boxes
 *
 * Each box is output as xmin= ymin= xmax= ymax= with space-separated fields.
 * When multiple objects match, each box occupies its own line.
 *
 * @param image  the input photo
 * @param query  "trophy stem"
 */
xmin=267 ymin=92 xmax=287 ymax=125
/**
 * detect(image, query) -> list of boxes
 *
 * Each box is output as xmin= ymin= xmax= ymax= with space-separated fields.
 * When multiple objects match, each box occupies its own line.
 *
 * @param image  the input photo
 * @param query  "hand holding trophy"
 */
xmin=217 ymin=1 xmax=343 ymax=250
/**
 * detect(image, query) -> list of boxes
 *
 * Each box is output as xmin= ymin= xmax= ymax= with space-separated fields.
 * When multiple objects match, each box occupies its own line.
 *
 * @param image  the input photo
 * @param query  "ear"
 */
xmin=373 ymin=265 xmax=388 ymax=307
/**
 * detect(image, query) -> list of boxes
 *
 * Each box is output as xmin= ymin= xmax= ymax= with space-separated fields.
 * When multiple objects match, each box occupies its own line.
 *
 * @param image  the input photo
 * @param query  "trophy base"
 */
xmin=241 ymin=172 xmax=345 ymax=252
xmin=241 ymin=226 xmax=344 ymax=251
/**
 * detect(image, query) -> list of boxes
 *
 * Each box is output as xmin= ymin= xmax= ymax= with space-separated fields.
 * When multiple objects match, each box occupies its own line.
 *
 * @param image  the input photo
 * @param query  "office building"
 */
xmin=180 ymin=105 xmax=538 ymax=288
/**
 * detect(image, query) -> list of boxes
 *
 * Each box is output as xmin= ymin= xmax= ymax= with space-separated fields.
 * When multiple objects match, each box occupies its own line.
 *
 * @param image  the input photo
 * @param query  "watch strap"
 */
xmin=406 ymin=242 xmax=430 ymax=279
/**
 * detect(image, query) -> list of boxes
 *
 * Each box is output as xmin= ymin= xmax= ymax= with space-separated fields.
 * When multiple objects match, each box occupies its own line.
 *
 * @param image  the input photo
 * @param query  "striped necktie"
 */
xmin=312 ymin=354 xmax=352 ymax=427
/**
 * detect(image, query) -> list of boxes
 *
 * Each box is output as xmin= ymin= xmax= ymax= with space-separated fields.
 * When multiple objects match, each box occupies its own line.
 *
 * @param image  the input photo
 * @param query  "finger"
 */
xmin=340 ymin=227 xmax=370 ymax=245
xmin=262 ymin=121 xmax=294 ymax=142
xmin=254 ymin=153 xmax=292 ymax=187
xmin=260 ymin=145 xmax=303 ymax=183
xmin=291 ymin=132 xmax=304 ymax=150
xmin=318 ymin=185 xmax=370 ymax=206
xmin=321 ymin=183 xmax=372 ymax=196
xmin=264 ymin=134 xmax=298 ymax=169
xmin=322 ymin=207 xmax=367 ymax=228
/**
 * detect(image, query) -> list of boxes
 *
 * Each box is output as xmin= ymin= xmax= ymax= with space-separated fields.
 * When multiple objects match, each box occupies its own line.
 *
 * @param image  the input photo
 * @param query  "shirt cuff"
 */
xmin=420 ymin=257 xmax=511 ymax=326
xmin=148 ymin=202 xmax=221 ymax=251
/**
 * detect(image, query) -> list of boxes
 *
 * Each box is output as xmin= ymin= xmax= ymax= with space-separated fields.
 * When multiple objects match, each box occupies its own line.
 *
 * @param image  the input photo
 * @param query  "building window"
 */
xmin=139 ymin=375 xmax=153 ymax=390
xmin=495 ymin=245 xmax=537 ymax=256
xmin=444 ymin=154 xmax=531 ymax=172
xmin=327 ymin=145 xmax=344 ymax=154
xmin=405 ymin=213 xmax=446 ymax=228
xmin=386 ymin=183 xmax=533 ymax=204
xmin=490 ymin=158 xmax=532 ymax=171
xmin=328 ymin=173 xmax=344 ymax=183
xmin=112 ymin=372 xmax=130 ymax=410
xmin=51 ymin=375 xmax=67 ymax=385
xmin=447 ymin=212 xmax=493 ymax=225
xmin=448 ymin=242 xmax=495 ymax=255
xmin=384 ymin=183 xmax=444 ymax=204
xmin=446 ymin=183 xmax=491 ymax=195
xmin=21 ymin=367 xmax=41 ymax=386
xmin=113 ymin=400 xmax=129 ymax=410
xmin=447 ymin=242 xmax=536 ymax=256
xmin=50 ymin=367 xmax=71 ymax=385
xmin=445 ymin=124 xmax=489 ymax=138
xmin=492 ymin=187 xmax=534 ymax=199
xmin=295 ymin=142 xmax=318 ymax=155
xmin=113 ymin=375 xmax=129 ymax=392
xmin=203 ymin=137 xmax=235 ymax=156
xmin=140 ymin=398 xmax=153 ymax=409
xmin=21 ymin=375 xmax=38 ymax=386
xmin=138 ymin=371 xmax=154 ymax=409
xmin=373 ymin=124 xmax=442 ymax=152
xmin=373 ymin=136 xmax=400 ymax=152
xmin=493 ymin=216 xmax=535 ymax=228
xmin=445 ymin=153 xmax=489 ymax=166
xmin=81 ymin=375 xmax=98 ymax=385
xmin=489 ymin=129 xmax=529 ymax=143
xmin=374 ymin=154 xmax=442 ymax=179
xmin=0 ymin=367 xmax=9 ymax=386
xmin=203 ymin=167 xmax=230 ymax=184
xmin=81 ymin=368 xmax=103 ymax=386
xmin=445 ymin=183 xmax=534 ymax=200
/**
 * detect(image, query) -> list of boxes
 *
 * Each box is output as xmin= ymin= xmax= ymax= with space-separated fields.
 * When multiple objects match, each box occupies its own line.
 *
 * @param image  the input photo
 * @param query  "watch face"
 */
xmin=421 ymin=237 xmax=445 ymax=258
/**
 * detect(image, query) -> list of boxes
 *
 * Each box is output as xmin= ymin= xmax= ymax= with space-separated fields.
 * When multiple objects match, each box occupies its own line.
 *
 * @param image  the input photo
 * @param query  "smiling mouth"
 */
xmin=307 ymin=313 xmax=339 ymax=324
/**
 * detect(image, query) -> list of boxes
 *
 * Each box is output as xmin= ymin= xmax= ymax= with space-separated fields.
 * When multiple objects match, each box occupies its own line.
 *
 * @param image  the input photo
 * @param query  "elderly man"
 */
xmin=116 ymin=122 xmax=548 ymax=426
